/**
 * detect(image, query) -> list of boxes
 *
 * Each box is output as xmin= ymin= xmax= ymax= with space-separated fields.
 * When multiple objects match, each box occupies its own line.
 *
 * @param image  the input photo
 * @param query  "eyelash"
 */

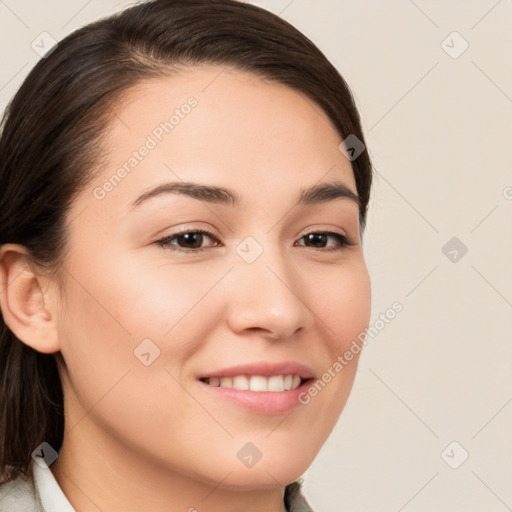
xmin=155 ymin=228 xmax=356 ymax=253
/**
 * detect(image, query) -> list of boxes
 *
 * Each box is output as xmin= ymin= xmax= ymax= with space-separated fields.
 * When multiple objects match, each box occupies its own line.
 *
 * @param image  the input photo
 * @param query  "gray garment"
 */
xmin=0 ymin=462 xmax=314 ymax=512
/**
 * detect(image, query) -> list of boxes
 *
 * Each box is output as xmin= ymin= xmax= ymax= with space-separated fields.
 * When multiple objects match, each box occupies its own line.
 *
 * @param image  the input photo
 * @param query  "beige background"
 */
xmin=1 ymin=1 xmax=511 ymax=510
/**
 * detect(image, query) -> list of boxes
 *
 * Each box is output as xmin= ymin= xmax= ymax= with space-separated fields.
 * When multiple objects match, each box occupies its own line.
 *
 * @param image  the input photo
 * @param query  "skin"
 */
xmin=0 ymin=64 xmax=371 ymax=512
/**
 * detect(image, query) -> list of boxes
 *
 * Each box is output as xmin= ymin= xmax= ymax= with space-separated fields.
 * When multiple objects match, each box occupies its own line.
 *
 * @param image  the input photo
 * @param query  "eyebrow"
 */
xmin=128 ymin=179 xmax=360 ymax=211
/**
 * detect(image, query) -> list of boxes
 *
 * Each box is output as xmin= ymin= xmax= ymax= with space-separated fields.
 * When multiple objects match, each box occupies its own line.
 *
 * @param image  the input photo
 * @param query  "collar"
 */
xmin=32 ymin=462 xmax=75 ymax=512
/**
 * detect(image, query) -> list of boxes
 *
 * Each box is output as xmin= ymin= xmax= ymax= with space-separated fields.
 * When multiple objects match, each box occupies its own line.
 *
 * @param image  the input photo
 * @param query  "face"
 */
xmin=53 ymin=64 xmax=371 ymax=489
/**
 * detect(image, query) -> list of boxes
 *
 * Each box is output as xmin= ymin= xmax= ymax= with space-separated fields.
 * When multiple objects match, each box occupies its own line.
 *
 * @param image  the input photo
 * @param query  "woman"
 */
xmin=0 ymin=0 xmax=373 ymax=510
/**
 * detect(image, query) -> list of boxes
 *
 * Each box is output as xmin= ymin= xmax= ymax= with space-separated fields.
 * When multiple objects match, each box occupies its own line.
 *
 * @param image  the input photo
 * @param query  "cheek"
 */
xmin=312 ymin=260 xmax=372 ymax=354
xmin=101 ymin=248 xmax=228 ymax=330
xmin=58 ymin=250 xmax=227 ymax=382
xmin=301 ymin=261 xmax=371 ymax=416
xmin=56 ymin=259 xmax=205 ymax=452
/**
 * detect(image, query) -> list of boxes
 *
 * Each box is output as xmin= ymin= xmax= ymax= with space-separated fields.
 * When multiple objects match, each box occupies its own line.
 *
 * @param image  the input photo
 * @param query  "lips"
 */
xmin=197 ymin=375 xmax=314 ymax=415
xmin=196 ymin=361 xmax=315 ymax=413
xmin=197 ymin=361 xmax=315 ymax=381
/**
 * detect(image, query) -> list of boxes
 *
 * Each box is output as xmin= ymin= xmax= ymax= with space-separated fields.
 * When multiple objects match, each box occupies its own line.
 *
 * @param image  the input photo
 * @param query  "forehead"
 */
xmin=79 ymin=64 xmax=357 ymax=219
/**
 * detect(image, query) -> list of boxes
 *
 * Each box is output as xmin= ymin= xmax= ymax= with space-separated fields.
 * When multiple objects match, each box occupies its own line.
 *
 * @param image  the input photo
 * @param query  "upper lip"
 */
xmin=198 ymin=361 xmax=316 ymax=380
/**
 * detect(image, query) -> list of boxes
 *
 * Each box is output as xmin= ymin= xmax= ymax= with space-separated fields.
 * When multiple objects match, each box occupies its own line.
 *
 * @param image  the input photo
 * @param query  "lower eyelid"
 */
xmin=156 ymin=230 xmax=354 ymax=251
xmin=156 ymin=231 xmax=218 ymax=248
xmin=297 ymin=232 xmax=354 ymax=248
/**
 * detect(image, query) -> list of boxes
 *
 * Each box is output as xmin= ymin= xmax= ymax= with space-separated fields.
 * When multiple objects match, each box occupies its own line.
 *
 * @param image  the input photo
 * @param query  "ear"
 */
xmin=0 ymin=243 xmax=60 ymax=354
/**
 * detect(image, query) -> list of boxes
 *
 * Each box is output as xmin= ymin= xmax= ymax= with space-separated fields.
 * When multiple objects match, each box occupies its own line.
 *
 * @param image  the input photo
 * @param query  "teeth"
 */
xmin=268 ymin=376 xmax=285 ymax=392
xmin=204 ymin=374 xmax=303 ymax=392
xmin=233 ymin=375 xmax=249 ymax=390
xmin=220 ymin=377 xmax=233 ymax=388
xmin=249 ymin=375 xmax=268 ymax=391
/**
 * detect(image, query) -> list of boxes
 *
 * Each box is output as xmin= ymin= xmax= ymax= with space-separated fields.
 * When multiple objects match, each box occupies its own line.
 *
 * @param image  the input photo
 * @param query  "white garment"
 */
xmin=0 ymin=461 xmax=73 ymax=512
xmin=33 ymin=462 xmax=75 ymax=512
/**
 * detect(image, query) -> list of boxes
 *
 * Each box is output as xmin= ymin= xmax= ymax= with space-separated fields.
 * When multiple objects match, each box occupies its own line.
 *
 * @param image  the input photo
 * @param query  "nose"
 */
xmin=224 ymin=244 xmax=315 ymax=343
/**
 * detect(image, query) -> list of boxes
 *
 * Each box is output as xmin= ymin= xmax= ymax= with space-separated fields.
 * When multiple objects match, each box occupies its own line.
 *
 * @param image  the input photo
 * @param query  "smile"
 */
xmin=200 ymin=374 xmax=303 ymax=392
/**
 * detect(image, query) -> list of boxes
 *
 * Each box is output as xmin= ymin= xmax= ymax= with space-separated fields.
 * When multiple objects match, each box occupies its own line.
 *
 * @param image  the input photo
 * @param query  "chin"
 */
xmin=213 ymin=463 xmax=311 ymax=490
xmin=209 ymin=442 xmax=316 ymax=490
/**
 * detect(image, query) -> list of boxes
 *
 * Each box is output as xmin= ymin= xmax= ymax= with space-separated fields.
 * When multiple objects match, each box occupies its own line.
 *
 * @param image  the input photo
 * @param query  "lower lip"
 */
xmin=197 ymin=379 xmax=314 ymax=415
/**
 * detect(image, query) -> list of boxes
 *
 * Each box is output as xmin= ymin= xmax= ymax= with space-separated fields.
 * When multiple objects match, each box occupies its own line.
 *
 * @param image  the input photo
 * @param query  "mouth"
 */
xmin=199 ymin=374 xmax=305 ymax=392
xmin=196 ymin=361 xmax=316 ymax=414
xmin=196 ymin=362 xmax=316 ymax=415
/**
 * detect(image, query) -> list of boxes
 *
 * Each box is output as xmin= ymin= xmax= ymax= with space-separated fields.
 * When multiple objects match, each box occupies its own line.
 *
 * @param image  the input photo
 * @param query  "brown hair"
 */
xmin=0 ymin=0 xmax=373 ymax=483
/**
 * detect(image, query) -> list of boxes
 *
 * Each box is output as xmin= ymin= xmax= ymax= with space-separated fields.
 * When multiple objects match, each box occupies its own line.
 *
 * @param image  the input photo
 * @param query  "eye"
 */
xmin=155 ymin=229 xmax=220 ymax=252
xmin=155 ymin=229 xmax=356 ymax=253
xmin=295 ymin=231 xmax=355 ymax=251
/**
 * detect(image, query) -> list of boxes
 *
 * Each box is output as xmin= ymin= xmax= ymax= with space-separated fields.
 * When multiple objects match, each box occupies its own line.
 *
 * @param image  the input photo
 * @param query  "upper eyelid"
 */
xmin=157 ymin=227 xmax=349 ymax=240
xmin=156 ymin=229 xmax=355 ymax=249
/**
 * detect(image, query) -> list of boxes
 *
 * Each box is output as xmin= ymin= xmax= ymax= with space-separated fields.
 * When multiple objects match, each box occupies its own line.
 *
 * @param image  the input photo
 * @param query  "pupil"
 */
xmin=181 ymin=233 xmax=202 ymax=248
xmin=307 ymin=233 xmax=325 ymax=247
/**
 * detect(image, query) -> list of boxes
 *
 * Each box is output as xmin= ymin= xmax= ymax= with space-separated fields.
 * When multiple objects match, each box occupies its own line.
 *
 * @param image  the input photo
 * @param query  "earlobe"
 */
xmin=0 ymin=243 xmax=61 ymax=354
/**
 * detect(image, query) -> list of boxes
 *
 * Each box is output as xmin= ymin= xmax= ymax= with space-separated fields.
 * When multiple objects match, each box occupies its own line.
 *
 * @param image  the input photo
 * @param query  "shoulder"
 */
xmin=285 ymin=480 xmax=315 ymax=512
xmin=0 ymin=466 xmax=44 ymax=512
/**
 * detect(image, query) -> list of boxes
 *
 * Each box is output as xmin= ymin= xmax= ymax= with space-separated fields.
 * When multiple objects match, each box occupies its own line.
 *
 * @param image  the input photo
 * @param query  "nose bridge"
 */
xmin=225 ymin=236 xmax=314 ymax=339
